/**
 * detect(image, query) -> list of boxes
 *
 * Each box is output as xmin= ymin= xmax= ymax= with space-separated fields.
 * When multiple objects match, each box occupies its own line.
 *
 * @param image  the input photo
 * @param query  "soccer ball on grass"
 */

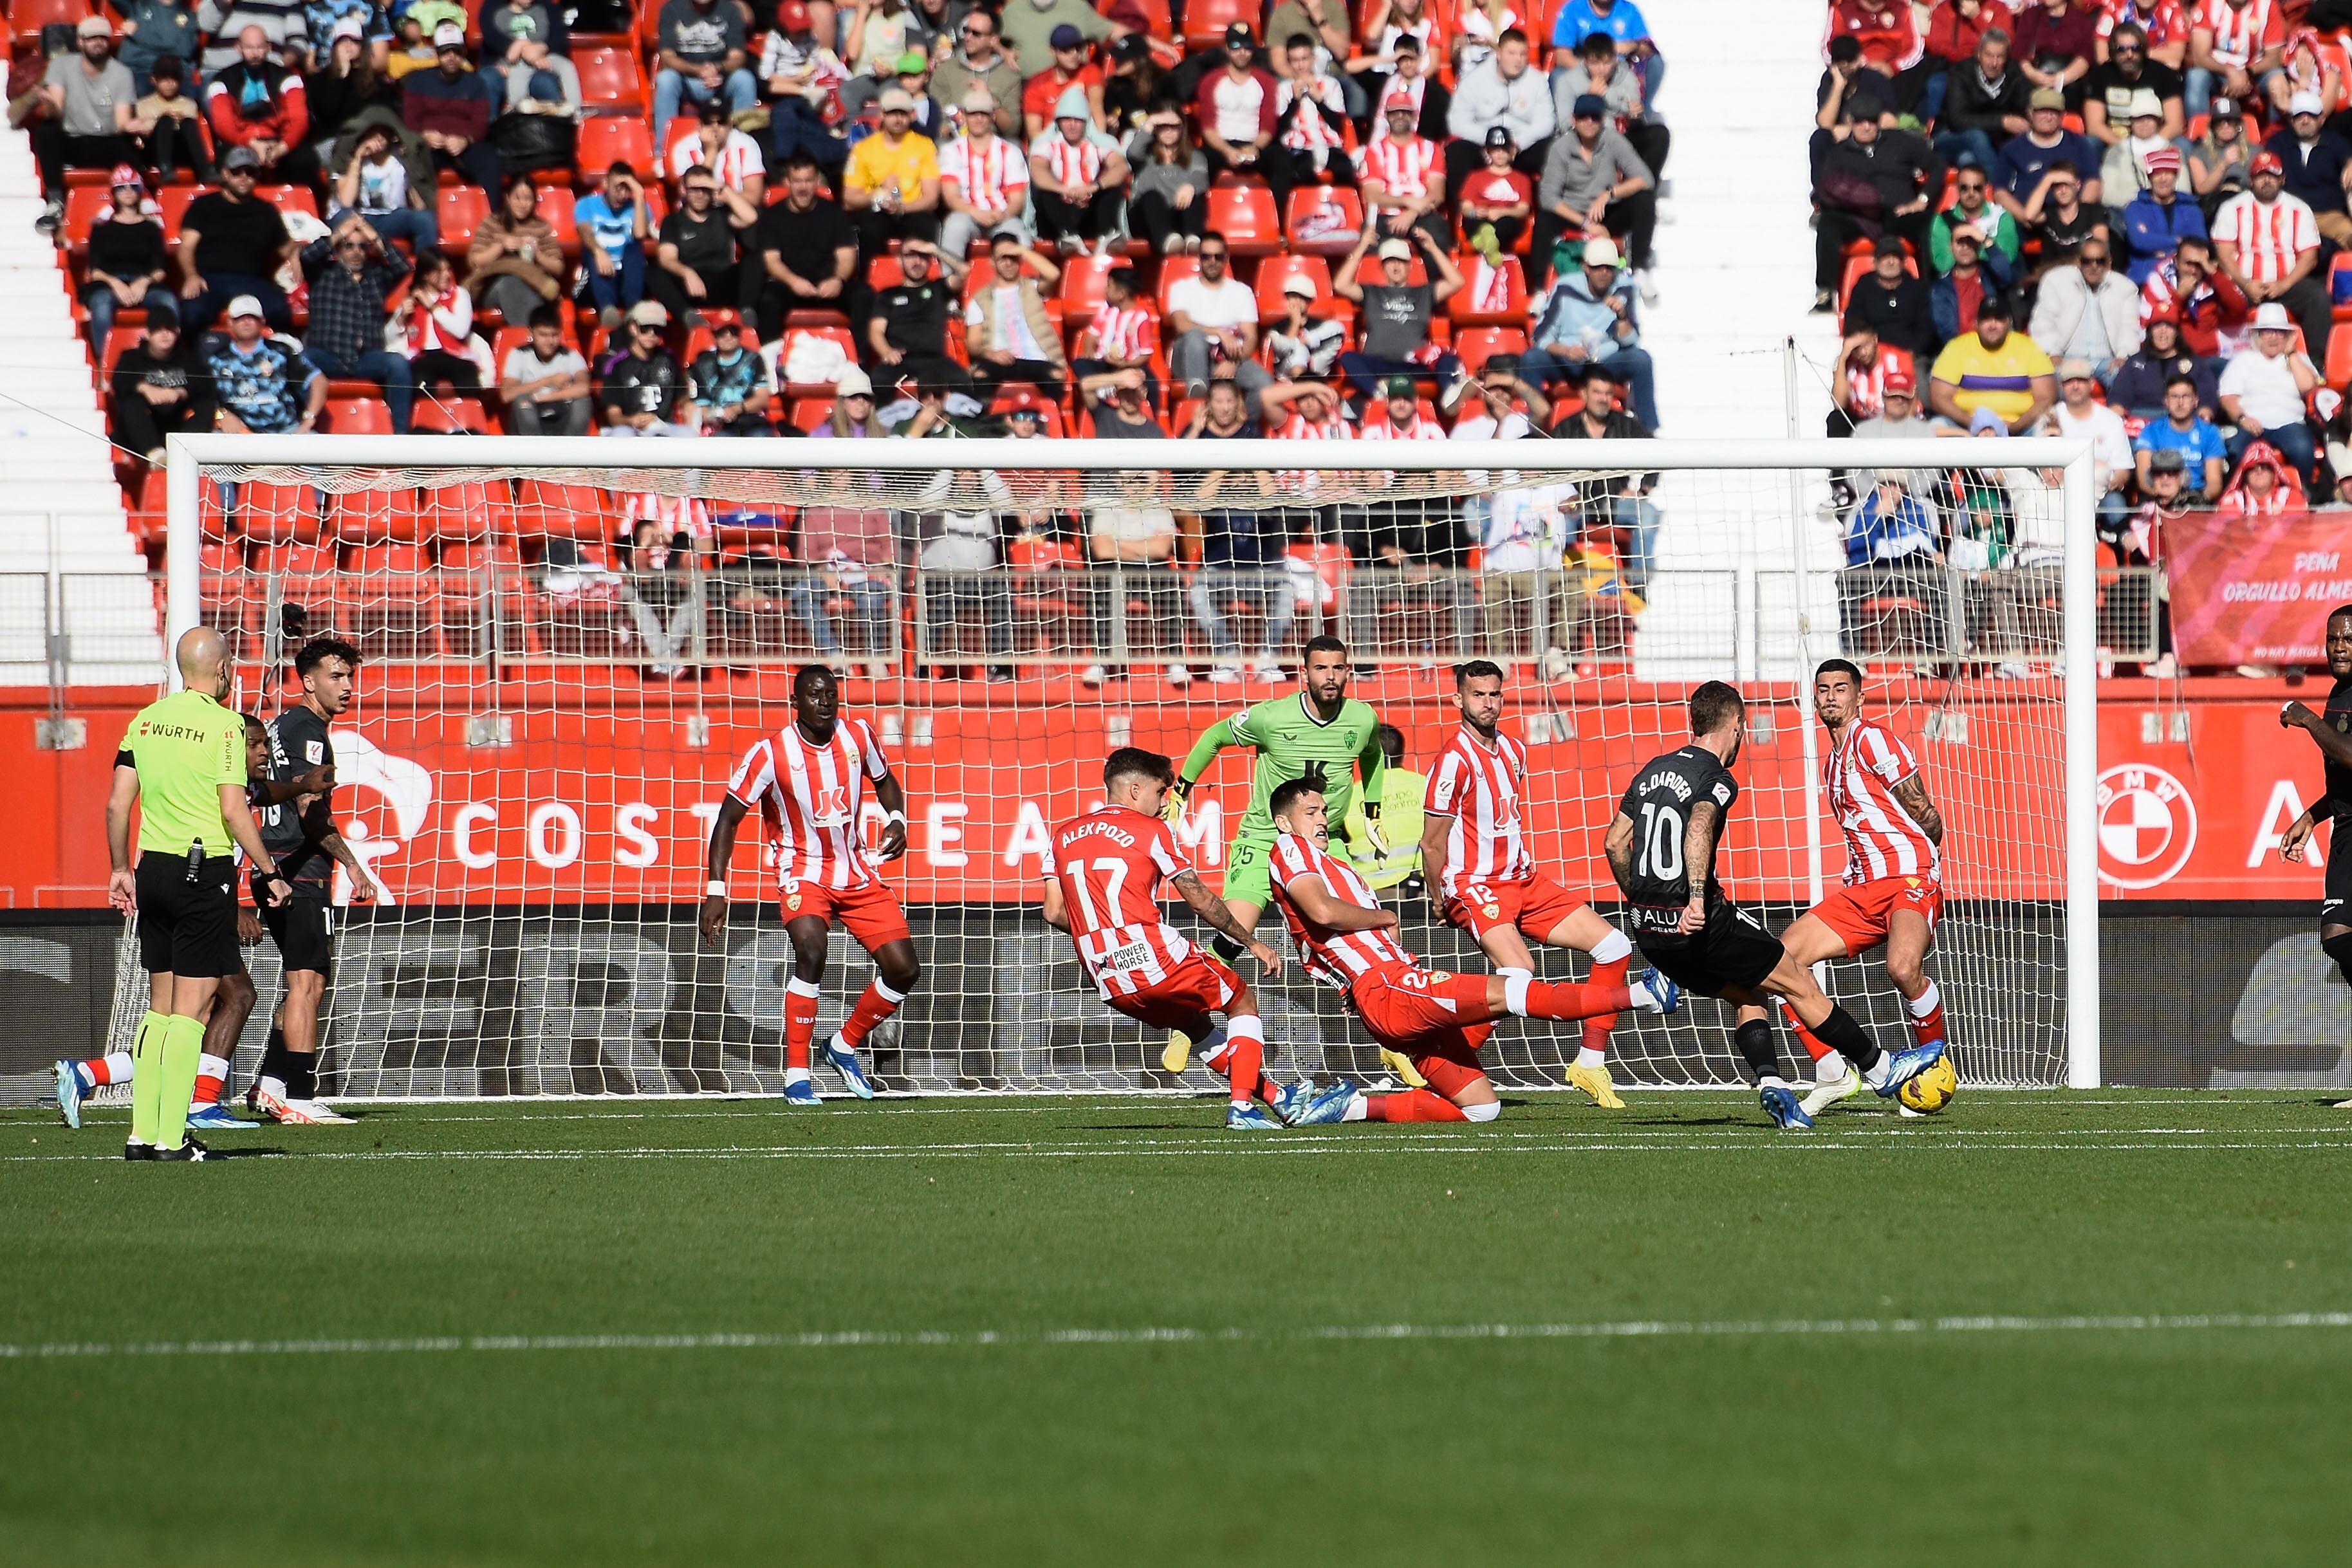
xmin=1896 ymin=1053 xmax=1958 ymax=1116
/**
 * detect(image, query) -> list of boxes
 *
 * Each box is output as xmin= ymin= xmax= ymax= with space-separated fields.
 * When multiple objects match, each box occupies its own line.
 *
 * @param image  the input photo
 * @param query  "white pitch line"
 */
xmin=6 ymin=1311 xmax=2351 ymax=1363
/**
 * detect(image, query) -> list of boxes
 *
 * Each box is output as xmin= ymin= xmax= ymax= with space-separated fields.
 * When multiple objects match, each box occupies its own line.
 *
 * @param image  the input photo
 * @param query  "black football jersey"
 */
xmin=1616 ymin=745 xmax=1740 ymax=919
xmin=262 ymin=705 xmax=335 ymax=886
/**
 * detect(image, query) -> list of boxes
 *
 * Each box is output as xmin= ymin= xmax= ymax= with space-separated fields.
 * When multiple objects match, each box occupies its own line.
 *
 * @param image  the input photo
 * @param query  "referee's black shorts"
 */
xmin=258 ymin=887 xmax=335 ymax=975
xmin=1633 ymin=901 xmax=1786 ymax=999
xmin=136 ymin=851 xmax=242 ymax=979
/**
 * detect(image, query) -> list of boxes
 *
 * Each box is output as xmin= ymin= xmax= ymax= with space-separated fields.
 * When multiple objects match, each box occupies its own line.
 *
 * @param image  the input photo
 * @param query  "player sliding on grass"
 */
xmin=2275 ymin=604 xmax=2352 ymax=1108
xmin=1164 ymin=635 xmax=1394 ymax=1077
xmin=1421 ymin=659 xmax=1641 ymax=1110
xmin=1773 ymin=659 xmax=1953 ymax=1118
xmin=1041 ymin=748 xmax=1349 ymax=1130
xmin=1606 ymin=681 xmax=1945 ymax=1131
xmin=1267 ymin=779 xmax=1678 ymax=1123
xmin=701 ymin=665 xmax=916 ymax=1104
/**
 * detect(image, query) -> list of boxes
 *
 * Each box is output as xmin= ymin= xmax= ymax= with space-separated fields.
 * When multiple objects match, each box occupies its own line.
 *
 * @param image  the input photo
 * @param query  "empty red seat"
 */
xmin=514 ymin=479 xmax=613 ymax=541
xmin=577 ymin=115 xmax=654 ymax=176
xmin=1452 ymin=326 xmax=1526 ymax=375
xmin=231 ymin=481 xmax=319 ymax=543
xmin=412 ymin=396 xmax=492 ymax=434
xmin=575 ymin=44 xmax=647 ymax=112
xmin=10 ymin=0 xmax=91 ymax=45
xmin=332 ymin=486 xmax=423 ymax=541
xmin=1205 ymin=181 xmax=1281 ymax=257
xmin=1154 ymin=254 xmax=1201 ymax=315
xmin=1057 ymin=250 xmax=1121 ymax=321
xmin=438 ymin=185 xmax=491 ymax=254
xmin=322 ymin=397 xmax=395 ymax=435
xmin=1449 ymin=254 xmax=1527 ymax=326
xmin=533 ymin=183 xmax=579 ymax=251
xmin=1284 ymin=185 xmax=1366 ymax=257
xmin=1181 ymin=0 xmax=1255 ymax=48
xmin=257 ymin=183 xmax=317 ymax=224
xmin=158 ymin=184 xmax=202 ymax=249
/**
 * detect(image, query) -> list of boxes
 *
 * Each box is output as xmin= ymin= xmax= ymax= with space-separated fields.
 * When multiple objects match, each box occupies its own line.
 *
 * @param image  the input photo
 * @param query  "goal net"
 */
xmin=116 ymin=434 xmax=2108 ymax=1100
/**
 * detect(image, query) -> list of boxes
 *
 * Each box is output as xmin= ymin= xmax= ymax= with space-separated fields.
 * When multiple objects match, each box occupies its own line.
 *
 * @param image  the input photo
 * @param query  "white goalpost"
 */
xmin=118 ymin=432 xmax=2103 ymax=1099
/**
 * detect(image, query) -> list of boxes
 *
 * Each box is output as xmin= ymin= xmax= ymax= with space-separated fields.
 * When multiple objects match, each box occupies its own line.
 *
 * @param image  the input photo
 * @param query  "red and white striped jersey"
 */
xmin=2098 ymin=0 xmax=2188 ymax=48
xmin=1083 ymin=302 xmax=1157 ymax=361
xmin=1358 ymin=134 xmax=1441 ymax=199
xmin=1356 ymin=407 xmax=1447 ymax=441
xmin=725 ymin=715 xmax=891 ymax=891
xmin=2195 ymin=0 xmax=2283 ymax=66
xmin=1366 ymin=73 xmax=1428 ymax=142
xmin=1044 ymin=805 xmax=1196 ymax=997
xmin=1843 ymin=346 xmax=1914 ymax=422
xmin=1274 ymin=405 xmax=1353 ymax=490
xmin=1824 ymin=717 xmax=1941 ymax=885
xmin=1277 ymin=77 xmax=1349 ymax=152
xmin=1425 ymin=725 xmax=1535 ymax=895
xmin=1034 ymin=131 xmax=1109 ymax=187
xmin=938 ymin=133 xmax=1028 ymax=208
xmin=2212 ymin=189 xmax=2319 ymax=282
xmin=669 ymin=128 xmax=768 ymax=189
xmin=1270 ymin=832 xmax=1416 ymax=990
xmin=407 ymin=288 xmax=472 ymax=355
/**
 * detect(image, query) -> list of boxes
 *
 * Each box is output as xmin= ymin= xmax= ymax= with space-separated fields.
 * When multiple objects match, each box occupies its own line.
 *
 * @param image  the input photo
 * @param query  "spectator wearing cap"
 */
xmin=2048 ymin=356 xmax=2135 ymax=529
xmin=129 ymin=54 xmax=212 ymax=183
xmin=111 ymin=308 xmax=214 ymax=462
xmin=964 ymin=229 xmax=1067 ymax=394
xmin=887 ymin=46 xmax=950 ymax=140
xmin=404 ymin=21 xmax=501 ymax=192
xmin=1929 ymin=293 xmax=2057 ymax=432
xmin=1029 ymin=86 xmax=1129 ymax=252
xmin=2111 ymin=311 xmax=2219 ymax=417
xmin=29 ymin=17 xmax=137 ymax=214
xmin=683 ymin=311 xmax=773 ymax=434
xmin=1446 ymin=28 xmax=1554 ymax=195
xmin=1936 ymin=25 xmax=2030 ymax=175
xmin=82 ymin=166 xmax=168 ymax=362
xmin=300 ymin=209 xmax=415 ymax=430
xmin=2009 ymin=0 xmax=2098 ymax=106
xmin=665 ymin=97 xmax=770 ymax=204
xmin=196 ymin=0 xmax=310 ymax=76
xmin=2214 ymin=149 xmax=2332 ymax=357
xmin=1070 ymin=266 xmax=1160 ymax=407
xmin=1929 ymin=222 xmax=1997 ymax=342
xmin=2189 ymin=93 xmax=2253 ymax=208
xmin=2264 ymin=89 xmax=2352 ymax=244
xmin=599 ymin=300 xmax=694 ymax=436
xmin=759 ymin=1 xmax=851 ymax=171
xmin=172 ymin=149 xmax=299 ymax=333
xmin=1522 ymin=234 xmax=1658 ymax=428
xmin=929 ymin=8 xmax=1022 ymax=135
xmin=1196 ymin=25 xmax=1278 ymax=185
xmin=1930 ymin=167 xmax=2021 ymax=283
xmin=842 ymin=86 xmax=941 ymax=258
xmin=651 ymin=162 xmax=759 ymax=326
xmin=2186 ymin=0 xmax=2288 ymax=122
xmin=1266 ymin=33 xmax=1355 ymax=212
xmin=754 ymin=152 xmax=859 ymax=328
xmin=1333 ymin=225 xmax=1463 ymax=404
xmin=2122 ymin=146 xmax=2206 ymax=282
xmin=1560 ymin=30 xmax=1665 ymax=178
xmin=1264 ymin=272 xmax=1347 ymax=380
xmin=2131 ymin=370 xmax=2228 ymax=497
xmin=498 ymin=303 xmax=592 ymax=436
xmin=1992 ymin=87 xmax=2102 ymax=221
xmin=2216 ymin=438 xmax=2308 ymax=513
xmin=203 ymin=292 xmax=324 ymax=434
xmin=936 ymin=91 xmax=1031 ymax=257
xmin=1021 ymin=23 xmax=1104 ymax=138
xmin=1847 ymin=361 xmax=1949 ymax=501
xmin=118 ymin=0 xmax=203 ymax=94
xmin=653 ymin=0 xmax=757 ymax=151
xmin=2219 ymin=299 xmax=2321 ymax=478
xmin=2029 ymin=234 xmax=2142 ymax=384
xmin=1459 ymin=125 xmax=1536 ymax=260
xmin=1846 ymin=234 xmax=1938 ymax=358
xmin=867 ymin=237 xmax=969 ymax=392
xmin=1100 ymin=30 xmax=1163 ymax=131
xmin=202 ymin=23 xmax=319 ymax=187
xmin=1537 ymin=85 xmax=1657 ymax=291
xmin=1362 ymin=33 xmax=1449 ymax=145
xmin=999 ymin=0 xmax=1106 ymax=79
xmin=1359 ymin=87 xmax=1452 ymax=253
xmin=1808 ymin=89 xmax=1934 ymax=314
xmin=1125 ymin=106 xmax=1210 ymax=255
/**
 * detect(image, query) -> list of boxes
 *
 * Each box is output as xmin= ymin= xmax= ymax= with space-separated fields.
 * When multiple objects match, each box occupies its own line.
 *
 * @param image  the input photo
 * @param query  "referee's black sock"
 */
xmin=1733 ymin=1020 xmax=1785 ymax=1085
xmin=1808 ymin=1004 xmax=1884 ymax=1074
xmin=258 ymin=1027 xmax=290 ymax=1094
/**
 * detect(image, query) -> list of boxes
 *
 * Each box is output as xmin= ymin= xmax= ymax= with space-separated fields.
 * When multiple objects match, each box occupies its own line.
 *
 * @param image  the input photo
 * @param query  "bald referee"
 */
xmin=106 ymin=628 xmax=292 ymax=1161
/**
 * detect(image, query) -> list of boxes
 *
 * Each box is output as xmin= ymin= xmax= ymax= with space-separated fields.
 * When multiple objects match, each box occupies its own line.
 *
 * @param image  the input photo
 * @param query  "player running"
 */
xmin=248 ymin=637 xmax=382 ymax=1125
xmin=1267 ymin=778 xmax=1678 ymax=1123
xmin=2276 ymin=604 xmax=2352 ymax=1106
xmin=1041 ymin=748 xmax=1347 ymax=1130
xmin=1773 ymin=659 xmax=1953 ymax=1117
xmin=1604 ymin=681 xmax=1945 ymax=1130
xmin=1420 ymin=659 xmax=1642 ymax=1110
xmin=701 ymin=665 xmax=917 ymax=1104
xmin=1164 ymin=634 xmax=1387 ymax=1075
xmin=56 ymin=713 xmax=295 ymax=1132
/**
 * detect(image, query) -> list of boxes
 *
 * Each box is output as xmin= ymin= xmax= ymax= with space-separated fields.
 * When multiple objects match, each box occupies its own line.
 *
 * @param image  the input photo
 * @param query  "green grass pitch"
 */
xmin=5 ymin=1088 xmax=2352 ymax=1565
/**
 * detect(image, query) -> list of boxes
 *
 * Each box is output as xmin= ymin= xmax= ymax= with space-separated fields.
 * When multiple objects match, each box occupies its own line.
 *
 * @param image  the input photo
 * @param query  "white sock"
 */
xmin=95 ymin=1051 xmax=133 ymax=1089
xmin=1462 ymin=1100 xmax=1501 ymax=1123
xmin=1862 ymin=1054 xmax=1893 ymax=1089
xmin=1907 ymin=981 xmax=1940 ymax=1019
xmin=1589 ymin=929 xmax=1632 ymax=964
xmin=259 ymin=1075 xmax=288 ymax=1100
xmin=1574 ymin=1046 xmax=1607 ymax=1070
xmin=1816 ymin=1050 xmax=1849 ymax=1082
xmin=197 ymin=1053 xmax=230 ymax=1084
xmin=1340 ymin=1092 xmax=1370 ymax=1122
xmin=783 ymin=1065 xmax=811 ymax=1085
xmin=1501 ymin=972 xmax=1533 ymax=1017
xmin=872 ymin=977 xmax=908 ymax=1006
xmin=1759 ymin=1073 xmax=1792 ymax=1091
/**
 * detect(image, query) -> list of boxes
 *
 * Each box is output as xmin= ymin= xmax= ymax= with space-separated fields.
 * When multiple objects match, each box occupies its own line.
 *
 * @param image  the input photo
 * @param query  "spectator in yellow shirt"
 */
xmin=844 ymin=86 xmax=941 ymax=261
xmin=1927 ymin=294 xmax=2058 ymax=432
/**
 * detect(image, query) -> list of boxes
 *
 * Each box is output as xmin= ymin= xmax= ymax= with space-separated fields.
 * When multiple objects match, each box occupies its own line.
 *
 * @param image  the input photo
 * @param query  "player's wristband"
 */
xmin=885 ymin=810 xmax=907 ymax=827
xmin=706 ymin=879 xmax=727 ymax=898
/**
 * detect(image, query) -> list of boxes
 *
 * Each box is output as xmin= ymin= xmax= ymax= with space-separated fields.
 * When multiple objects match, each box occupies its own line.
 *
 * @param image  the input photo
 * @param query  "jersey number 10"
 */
xmin=1635 ymin=801 xmax=1685 ymax=883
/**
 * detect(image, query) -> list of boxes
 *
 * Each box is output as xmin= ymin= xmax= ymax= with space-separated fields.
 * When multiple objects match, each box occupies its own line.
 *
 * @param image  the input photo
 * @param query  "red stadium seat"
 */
xmin=1181 ymin=0 xmax=1255 ymax=48
xmin=10 ymin=0 xmax=91 ymax=45
xmin=575 ymin=44 xmax=648 ymax=113
xmin=1205 ymin=181 xmax=1281 ymax=257
xmin=1057 ymin=249 xmax=1121 ymax=322
xmin=1449 ymin=254 xmax=1526 ymax=326
xmin=1254 ymin=253 xmax=1337 ymax=321
xmin=257 ymin=183 xmax=317 ymax=225
xmin=1284 ymin=184 xmax=1366 ymax=257
xmin=60 ymin=184 xmax=113 ymax=258
xmin=1452 ymin=326 xmax=1526 ymax=374
xmin=331 ymin=486 xmax=423 ymax=540
xmin=321 ymin=397 xmax=394 ymax=435
xmin=412 ymin=395 xmax=492 ymax=434
xmin=788 ymin=396 xmax=835 ymax=432
xmin=157 ymin=183 xmax=202 ymax=248
xmin=2328 ymin=326 xmax=2352 ymax=392
xmin=438 ymin=185 xmax=490 ymax=254
xmin=230 ymin=481 xmax=319 ymax=543
xmin=514 ymin=479 xmax=613 ymax=541
xmin=777 ymin=325 xmax=860 ymax=393
xmin=533 ymin=183 xmax=579 ymax=251
xmin=1154 ymin=254 xmax=1201 ymax=315
xmin=577 ymin=115 xmax=655 ymax=176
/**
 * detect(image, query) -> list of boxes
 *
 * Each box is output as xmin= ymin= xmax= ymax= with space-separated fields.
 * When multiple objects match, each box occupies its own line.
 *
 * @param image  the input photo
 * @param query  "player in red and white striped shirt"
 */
xmin=1269 ymin=779 xmax=1672 ymax=1123
xmin=1776 ymin=660 xmax=1953 ymax=1114
xmin=700 ymin=667 xmax=917 ymax=1104
xmin=1420 ymin=661 xmax=1644 ymax=1109
xmin=1042 ymin=748 xmax=1342 ymax=1129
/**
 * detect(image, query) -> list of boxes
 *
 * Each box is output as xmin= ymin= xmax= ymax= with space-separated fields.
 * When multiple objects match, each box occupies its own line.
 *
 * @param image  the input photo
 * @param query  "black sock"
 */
xmin=1809 ymin=1004 xmax=1884 ymax=1073
xmin=2324 ymin=932 xmax=2352 ymax=988
xmin=259 ymin=1027 xmax=289 ymax=1088
xmin=290 ymin=1051 xmax=317 ymax=1100
xmin=1733 ymin=1020 xmax=1784 ymax=1083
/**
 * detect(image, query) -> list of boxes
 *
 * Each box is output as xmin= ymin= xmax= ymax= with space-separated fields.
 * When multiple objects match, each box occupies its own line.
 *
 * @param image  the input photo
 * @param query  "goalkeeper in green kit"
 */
xmin=1164 ymin=635 xmax=1416 ymax=1079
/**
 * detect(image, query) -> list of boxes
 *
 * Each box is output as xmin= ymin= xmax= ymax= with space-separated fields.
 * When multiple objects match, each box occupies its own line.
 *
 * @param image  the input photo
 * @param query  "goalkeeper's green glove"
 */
xmin=1164 ymin=777 xmax=1192 ymax=826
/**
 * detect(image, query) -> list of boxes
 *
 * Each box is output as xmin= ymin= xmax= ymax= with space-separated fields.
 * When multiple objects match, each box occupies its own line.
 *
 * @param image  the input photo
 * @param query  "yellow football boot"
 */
xmin=1563 ymin=1061 xmax=1626 ymax=1109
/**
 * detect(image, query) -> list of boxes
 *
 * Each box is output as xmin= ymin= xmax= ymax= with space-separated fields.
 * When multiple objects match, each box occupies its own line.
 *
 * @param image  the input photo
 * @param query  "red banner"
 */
xmin=2165 ymin=510 xmax=2352 ymax=667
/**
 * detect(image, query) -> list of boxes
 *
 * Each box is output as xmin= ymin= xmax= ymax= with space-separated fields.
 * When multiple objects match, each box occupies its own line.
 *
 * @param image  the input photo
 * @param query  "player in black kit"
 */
xmin=2277 ymin=605 xmax=2352 ymax=1107
xmin=252 ymin=636 xmax=380 ymax=1125
xmin=1605 ymin=681 xmax=1947 ymax=1129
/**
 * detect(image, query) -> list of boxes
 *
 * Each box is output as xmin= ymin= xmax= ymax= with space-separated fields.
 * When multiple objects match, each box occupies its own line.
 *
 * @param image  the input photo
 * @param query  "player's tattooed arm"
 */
xmin=1603 ymin=812 xmax=1637 ymax=895
xmin=1891 ymin=773 xmax=1945 ymax=847
xmin=1678 ymin=800 xmax=1719 ymax=934
xmin=699 ymin=794 xmax=751 ymax=946
xmin=873 ymin=764 xmax=911 ymax=862
xmin=316 ymin=829 xmax=380 ymax=903
xmin=1171 ymin=869 xmax=1286 ymax=976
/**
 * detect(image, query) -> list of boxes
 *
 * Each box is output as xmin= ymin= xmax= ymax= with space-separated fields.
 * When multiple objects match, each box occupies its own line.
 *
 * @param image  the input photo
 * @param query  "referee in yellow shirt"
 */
xmin=106 ymin=628 xmax=291 ymax=1161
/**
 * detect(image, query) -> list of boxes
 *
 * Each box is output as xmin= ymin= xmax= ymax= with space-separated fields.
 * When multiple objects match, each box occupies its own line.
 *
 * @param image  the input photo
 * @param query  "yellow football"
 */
xmin=1897 ymin=1053 xmax=1958 ymax=1114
